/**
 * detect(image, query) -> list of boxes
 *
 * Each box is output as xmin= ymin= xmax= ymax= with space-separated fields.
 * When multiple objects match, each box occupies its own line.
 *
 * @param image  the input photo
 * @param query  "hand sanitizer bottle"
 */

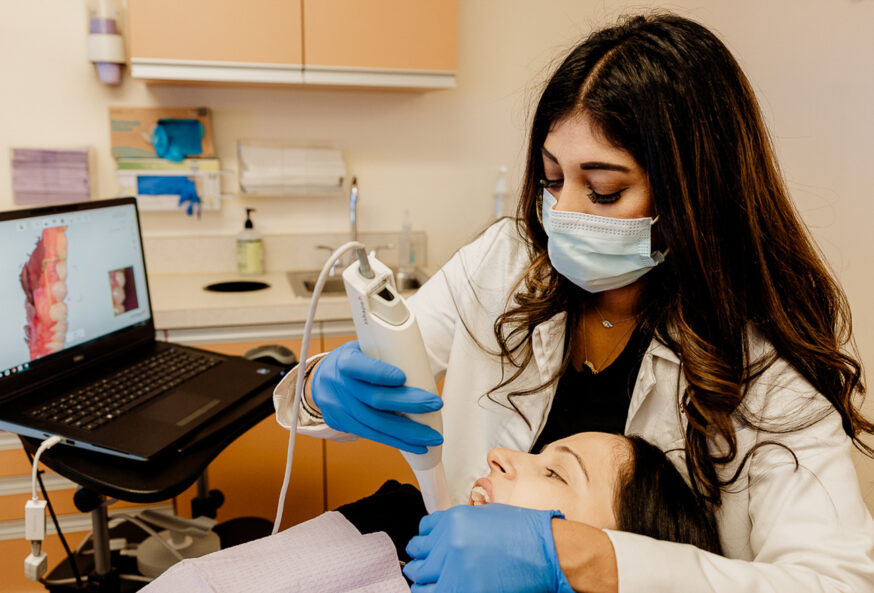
xmin=237 ymin=208 xmax=263 ymax=275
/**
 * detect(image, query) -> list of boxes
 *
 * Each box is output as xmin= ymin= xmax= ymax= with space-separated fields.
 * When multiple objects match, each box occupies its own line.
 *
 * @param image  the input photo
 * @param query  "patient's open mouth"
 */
xmin=468 ymin=478 xmax=493 ymax=506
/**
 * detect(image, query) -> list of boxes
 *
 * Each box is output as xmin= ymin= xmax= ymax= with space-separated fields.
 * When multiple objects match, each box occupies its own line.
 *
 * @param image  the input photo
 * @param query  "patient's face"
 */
xmin=468 ymin=432 xmax=629 ymax=528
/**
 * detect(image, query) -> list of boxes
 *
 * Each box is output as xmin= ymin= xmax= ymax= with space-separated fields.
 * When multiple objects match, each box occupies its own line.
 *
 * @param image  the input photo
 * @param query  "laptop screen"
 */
xmin=0 ymin=200 xmax=152 ymax=379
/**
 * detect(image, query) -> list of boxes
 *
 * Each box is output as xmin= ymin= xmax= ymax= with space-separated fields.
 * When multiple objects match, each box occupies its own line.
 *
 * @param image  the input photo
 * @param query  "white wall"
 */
xmin=1 ymin=0 xmax=873 ymax=505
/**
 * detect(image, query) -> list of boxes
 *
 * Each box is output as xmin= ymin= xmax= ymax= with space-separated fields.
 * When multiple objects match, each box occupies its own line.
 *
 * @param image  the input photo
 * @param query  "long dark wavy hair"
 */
xmin=616 ymin=436 xmax=722 ymax=554
xmin=494 ymin=13 xmax=872 ymax=504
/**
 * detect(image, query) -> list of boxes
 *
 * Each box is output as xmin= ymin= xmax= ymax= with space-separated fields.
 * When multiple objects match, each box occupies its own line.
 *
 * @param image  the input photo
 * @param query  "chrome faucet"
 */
xmin=317 ymin=177 xmax=362 ymax=276
xmin=349 ymin=176 xmax=359 ymax=243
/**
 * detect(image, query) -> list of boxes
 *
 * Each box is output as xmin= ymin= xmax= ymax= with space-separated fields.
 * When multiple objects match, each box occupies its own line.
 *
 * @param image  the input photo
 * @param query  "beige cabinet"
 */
xmin=128 ymin=0 xmax=305 ymax=84
xmin=128 ymin=0 xmax=457 ymax=88
xmin=303 ymin=0 xmax=457 ymax=88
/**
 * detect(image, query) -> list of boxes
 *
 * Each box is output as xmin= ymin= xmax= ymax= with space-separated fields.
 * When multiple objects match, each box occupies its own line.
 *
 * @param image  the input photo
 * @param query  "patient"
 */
xmin=143 ymin=433 xmax=721 ymax=592
xmin=468 ymin=432 xmax=721 ymax=553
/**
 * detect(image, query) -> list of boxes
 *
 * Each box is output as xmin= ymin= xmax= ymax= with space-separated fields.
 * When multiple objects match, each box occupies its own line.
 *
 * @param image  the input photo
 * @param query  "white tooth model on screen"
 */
xmin=342 ymin=251 xmax=451 ymax=514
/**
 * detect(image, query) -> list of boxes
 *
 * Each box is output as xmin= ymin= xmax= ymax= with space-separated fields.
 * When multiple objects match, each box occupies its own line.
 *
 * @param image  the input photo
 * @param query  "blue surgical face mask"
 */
xmin=540 ymin=189 xmax=667 ymax=293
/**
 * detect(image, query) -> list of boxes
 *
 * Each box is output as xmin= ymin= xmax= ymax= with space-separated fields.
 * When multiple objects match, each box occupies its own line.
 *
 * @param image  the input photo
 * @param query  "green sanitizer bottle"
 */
xmin=237 ymin=208 xmax=263 ymax=275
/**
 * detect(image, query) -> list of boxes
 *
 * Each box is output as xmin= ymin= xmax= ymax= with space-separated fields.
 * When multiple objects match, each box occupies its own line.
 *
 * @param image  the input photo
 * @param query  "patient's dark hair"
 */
xmin=615 ymin=435 xmax=722 ymax=554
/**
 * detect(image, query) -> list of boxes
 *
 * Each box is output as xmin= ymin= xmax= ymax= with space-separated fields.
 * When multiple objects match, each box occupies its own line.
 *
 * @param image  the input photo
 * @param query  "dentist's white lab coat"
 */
xmin=274 ymin=219 xmax=874 ymax=592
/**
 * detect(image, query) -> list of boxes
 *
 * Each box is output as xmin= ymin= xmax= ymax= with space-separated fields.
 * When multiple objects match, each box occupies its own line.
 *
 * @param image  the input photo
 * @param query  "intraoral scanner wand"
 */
xmin=343 ymin=250 xmax=451 ymax=513
xmin=273 ymin=242 xmax=449 ymax=535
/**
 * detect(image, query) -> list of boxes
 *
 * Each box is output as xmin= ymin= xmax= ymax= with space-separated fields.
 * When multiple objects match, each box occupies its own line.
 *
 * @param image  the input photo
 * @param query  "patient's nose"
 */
xmin=487 ymin=448 xmax=518 ymax=480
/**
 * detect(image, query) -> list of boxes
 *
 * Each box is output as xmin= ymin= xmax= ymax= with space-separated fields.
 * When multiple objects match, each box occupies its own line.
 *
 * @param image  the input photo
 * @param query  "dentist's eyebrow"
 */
xmin=580 ymin=162 xmax=630 ymax=173
xmin=555 ymin=445 xmax=589 ymax=482
xmin=540 ymin=147 xmax=630 ymax=173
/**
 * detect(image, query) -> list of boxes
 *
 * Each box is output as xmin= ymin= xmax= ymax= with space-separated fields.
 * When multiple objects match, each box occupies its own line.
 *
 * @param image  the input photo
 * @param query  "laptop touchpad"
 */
xmin=142 ymin=393 xmax=221 ymax=427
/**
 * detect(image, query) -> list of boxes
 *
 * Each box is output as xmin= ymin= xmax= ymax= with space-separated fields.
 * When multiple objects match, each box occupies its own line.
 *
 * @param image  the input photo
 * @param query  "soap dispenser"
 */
xmin=237 ymin=208 xmax=263 ymax=275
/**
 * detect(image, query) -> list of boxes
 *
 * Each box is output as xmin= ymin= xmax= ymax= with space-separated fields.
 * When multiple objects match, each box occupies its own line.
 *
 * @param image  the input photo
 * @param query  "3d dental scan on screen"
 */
xmin=2 ymin=207 xmax=152 ymax=369
xmin=0 ymin=199 xmax=281 ymax=459
xmin=7 ymin=4 xmax=874 ymax=593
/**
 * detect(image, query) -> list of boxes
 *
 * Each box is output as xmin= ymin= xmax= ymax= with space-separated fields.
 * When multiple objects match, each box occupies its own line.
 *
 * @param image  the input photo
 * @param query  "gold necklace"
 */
xmin=582 ymin=312 xmax=636 ymax=374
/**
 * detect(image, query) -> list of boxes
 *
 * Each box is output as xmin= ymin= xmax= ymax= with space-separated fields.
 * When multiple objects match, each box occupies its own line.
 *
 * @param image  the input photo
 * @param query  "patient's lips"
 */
xmin=468 ymin=478 xmax=493 ymax=506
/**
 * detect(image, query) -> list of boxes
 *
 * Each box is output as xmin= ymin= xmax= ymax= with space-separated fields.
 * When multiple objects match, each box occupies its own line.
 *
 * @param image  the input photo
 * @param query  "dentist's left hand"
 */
xmin=310 ymin=341 xmax=443 ymax=453
xmin=403 ymin=503 xmax=575 ymax=593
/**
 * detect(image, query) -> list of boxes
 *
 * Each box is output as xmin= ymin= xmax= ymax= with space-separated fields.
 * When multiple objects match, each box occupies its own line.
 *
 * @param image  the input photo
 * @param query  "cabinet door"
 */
xmin=128 ymin=0 xmax=304 ymax=83
xmin=303 ymin=0 xmax=457 ymax=88
xmin=174 ymin=338 xmax=325 ymax=530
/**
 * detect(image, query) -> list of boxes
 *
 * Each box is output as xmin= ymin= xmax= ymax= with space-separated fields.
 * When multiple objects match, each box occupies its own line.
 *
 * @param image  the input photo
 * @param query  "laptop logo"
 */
xmin=73 ymin=354 xmax=85 ymax=363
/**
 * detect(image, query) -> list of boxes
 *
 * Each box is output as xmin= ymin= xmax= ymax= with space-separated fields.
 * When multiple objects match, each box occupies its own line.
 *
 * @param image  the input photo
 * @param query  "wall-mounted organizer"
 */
xmin=116 ymin=158 xmax=227 ymax=213
xmin=10 ymin=148 xmax=95 ymax=206
xmin=237 ymin=141 xmax=346 ymax=196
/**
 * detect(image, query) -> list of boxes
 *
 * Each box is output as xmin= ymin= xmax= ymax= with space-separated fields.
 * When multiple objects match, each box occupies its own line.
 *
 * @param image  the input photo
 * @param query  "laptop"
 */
xmin=0 ymin=197 xmax=283 ymax=461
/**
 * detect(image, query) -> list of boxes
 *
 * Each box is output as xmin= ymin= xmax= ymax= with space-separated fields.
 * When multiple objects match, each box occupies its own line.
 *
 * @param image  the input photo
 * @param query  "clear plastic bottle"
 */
xmin=397 ymin=210 xmax=416 ymax=286
xmin=494 ymin=165 xmax=508 ymax=219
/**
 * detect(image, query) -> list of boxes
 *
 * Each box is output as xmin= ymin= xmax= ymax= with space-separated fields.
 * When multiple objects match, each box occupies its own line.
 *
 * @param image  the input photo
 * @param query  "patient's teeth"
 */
xmin=470 ymin=485 xmax=490 ymax=505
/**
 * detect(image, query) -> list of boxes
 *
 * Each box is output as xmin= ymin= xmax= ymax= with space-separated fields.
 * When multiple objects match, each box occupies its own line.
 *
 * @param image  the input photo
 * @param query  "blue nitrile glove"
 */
xmin=177 ymin=183 xmax=201 ymax=218
xmin=311 ymin=341 xmax=443 ymax=453
xmin=151 ymin=119 xmax=204 ymax=162
xmin=403 ymin=504 xmax=575 ymax=593
xmin=137 ymin=176 xmax=201 ymax=217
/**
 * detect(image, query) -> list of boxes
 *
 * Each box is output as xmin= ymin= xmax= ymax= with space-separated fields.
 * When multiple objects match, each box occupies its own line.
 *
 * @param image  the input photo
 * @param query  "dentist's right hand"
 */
xmin=311 ymin=341 xmax=444 ymax=453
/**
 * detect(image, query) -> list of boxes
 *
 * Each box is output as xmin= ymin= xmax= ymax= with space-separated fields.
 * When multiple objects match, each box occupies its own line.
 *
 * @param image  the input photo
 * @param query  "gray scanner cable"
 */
xmin=272 ymin=241 xmax=365 ymax=535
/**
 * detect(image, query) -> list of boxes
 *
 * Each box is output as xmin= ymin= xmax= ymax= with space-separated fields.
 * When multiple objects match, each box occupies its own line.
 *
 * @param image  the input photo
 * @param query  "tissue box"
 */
xmin=237 ymin=141 xmax=346 ymax=195
xmin=109 ymin=107 xmax=216 ymax=159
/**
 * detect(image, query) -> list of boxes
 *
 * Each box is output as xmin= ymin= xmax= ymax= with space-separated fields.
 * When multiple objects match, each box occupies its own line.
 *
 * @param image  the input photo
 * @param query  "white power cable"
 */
xmin=75 ymin=513 xmax=185 ymax=559
xmin=111 ymin=513 xmax=184 ymax=561
xmin=120 ymin=573 xmax=153 ymax=583
xmin=272 ymin=241 xmax=365 ymax=535
xmin=31 ymin=436 xmax=63 ymax=500
xmin=24 ymin=435 xmax=63 ymax=581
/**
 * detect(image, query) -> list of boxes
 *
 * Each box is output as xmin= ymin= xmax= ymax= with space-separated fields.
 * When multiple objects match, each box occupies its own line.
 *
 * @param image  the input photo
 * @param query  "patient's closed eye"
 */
xmin=545 ymin=468 xmax=567 ymax=484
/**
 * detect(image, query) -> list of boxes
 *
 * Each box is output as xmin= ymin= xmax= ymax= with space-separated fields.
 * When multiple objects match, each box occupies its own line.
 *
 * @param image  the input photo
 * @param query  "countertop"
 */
xmin=148 ymin=271 xmax=352 ymax=331
xmin=142 ymin=230 xmax=430 ymax=341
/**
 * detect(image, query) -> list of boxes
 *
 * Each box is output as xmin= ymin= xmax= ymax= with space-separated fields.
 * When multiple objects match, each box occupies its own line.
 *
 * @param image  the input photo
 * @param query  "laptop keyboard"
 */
xmin=28 ymin=348 xmax=221 ymax=431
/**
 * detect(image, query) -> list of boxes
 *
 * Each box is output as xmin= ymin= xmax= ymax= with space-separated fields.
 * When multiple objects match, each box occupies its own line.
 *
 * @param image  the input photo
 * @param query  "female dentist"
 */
xmin=274 ymin=13 xmax=874 ymax=593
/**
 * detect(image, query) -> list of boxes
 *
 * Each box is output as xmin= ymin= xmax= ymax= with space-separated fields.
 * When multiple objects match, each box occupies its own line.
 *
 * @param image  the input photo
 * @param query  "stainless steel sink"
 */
xmin=286 ymin=268 xmax=428 ymax=298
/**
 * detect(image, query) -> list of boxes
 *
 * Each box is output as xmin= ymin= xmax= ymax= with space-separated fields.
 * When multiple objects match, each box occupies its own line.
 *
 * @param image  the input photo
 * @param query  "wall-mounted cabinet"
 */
xmin=128 ymin=0 xmax=305 ymax=84
xmin=128 ymin=0 xmax=457 ymax=89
